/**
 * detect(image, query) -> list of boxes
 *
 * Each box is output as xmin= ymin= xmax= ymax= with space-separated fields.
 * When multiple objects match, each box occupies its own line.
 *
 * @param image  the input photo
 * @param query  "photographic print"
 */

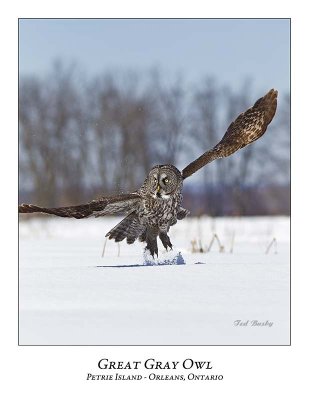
xmin=18 ymin=18 xmax=290 ymax=345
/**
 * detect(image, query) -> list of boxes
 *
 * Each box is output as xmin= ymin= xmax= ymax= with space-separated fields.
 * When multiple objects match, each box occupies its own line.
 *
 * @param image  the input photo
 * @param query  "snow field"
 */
xmin=19 ymin=216 xmax=290 ymax=345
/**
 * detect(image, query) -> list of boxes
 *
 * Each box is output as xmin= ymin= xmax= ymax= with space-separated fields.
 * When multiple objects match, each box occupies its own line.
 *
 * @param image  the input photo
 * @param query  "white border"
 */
xmin=2 ymin=1 xmax=307 ymax=397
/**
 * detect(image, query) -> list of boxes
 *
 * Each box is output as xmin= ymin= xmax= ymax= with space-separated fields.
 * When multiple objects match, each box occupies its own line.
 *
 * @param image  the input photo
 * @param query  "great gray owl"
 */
xmin=19 ymin=89 xmax=278 ymax=256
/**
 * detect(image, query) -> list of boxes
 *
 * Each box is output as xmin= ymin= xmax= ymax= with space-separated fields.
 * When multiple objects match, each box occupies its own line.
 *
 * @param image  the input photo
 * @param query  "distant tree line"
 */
xmin=19 ymin=63 xmax=290 ymax=216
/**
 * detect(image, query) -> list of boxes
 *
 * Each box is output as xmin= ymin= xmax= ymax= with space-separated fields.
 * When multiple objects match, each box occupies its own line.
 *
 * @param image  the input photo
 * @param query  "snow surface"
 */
xmin=143 ymin=250 xmax=185 ymax=266
xmin=19 ymin=216 xmax=290 ymax=345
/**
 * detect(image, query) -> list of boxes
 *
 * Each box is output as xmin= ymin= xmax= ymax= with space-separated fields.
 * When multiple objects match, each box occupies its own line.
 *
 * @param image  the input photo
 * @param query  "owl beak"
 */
xmin=156 ymin=184 xmax=162 ymax=198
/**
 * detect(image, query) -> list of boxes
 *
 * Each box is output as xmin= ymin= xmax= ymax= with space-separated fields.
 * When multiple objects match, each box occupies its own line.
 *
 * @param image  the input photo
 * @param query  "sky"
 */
xmin=19 ymin=18 xmax=290 ymax=94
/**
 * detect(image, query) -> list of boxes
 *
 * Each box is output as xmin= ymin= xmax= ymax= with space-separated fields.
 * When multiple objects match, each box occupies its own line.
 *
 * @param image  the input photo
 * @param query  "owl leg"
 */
xmin=159 ymin=232 xmax=173 ymax=250
xmin=145 ymin=227 xmax=159 ymax=257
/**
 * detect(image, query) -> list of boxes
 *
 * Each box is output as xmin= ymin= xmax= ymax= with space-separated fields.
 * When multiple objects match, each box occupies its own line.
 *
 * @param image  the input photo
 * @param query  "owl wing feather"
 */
xmin=19 ymin=193 xmax=142 ymax=219
xmin=182 ymin=89 xmax=278 ymax=179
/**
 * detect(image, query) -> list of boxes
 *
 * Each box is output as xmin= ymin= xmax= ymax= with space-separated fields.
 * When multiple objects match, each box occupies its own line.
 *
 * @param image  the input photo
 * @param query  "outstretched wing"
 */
xmin=182 ymin=89 xmax=278 ymax=179
xmin=19 ymin=193 xmax=142 ymax=219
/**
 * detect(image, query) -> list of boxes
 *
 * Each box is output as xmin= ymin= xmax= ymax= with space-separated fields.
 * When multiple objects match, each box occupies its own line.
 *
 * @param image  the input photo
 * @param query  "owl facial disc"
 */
xmin=147 ymin=165 xmax=182 ymax=200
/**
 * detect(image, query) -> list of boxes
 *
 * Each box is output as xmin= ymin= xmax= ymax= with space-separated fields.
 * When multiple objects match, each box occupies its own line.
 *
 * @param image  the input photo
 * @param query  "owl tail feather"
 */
xmin=105 ymin=212 xmax=145 ymax=244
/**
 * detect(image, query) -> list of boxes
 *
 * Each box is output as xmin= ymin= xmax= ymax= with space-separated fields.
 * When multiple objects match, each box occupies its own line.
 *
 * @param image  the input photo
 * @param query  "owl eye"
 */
xmin=163 ymin=178 xmax=169 ymax=184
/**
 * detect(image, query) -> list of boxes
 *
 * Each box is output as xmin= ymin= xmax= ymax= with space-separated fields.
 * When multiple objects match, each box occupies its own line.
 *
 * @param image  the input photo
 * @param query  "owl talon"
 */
xmin=159 ymin=232 xmax=173 ymax=251
xmin=148 ymin=249 xmax=158 ymax=258
xmin=145 ymin=243 xmax=158 ymax=258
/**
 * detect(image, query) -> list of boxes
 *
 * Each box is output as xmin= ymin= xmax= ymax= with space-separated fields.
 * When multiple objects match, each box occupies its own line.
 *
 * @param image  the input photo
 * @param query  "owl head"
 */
xmin=147 ymin=164 xmax=183 ymax=199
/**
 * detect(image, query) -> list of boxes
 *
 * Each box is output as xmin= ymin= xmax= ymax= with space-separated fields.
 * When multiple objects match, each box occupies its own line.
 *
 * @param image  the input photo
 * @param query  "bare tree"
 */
xmin=188 ymin=78 xmax=223 ymax=215
xmin=147 ymin=73 xmax=187 ymax=166
xmin=19 ymin=63 xmax=91 ymax=205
